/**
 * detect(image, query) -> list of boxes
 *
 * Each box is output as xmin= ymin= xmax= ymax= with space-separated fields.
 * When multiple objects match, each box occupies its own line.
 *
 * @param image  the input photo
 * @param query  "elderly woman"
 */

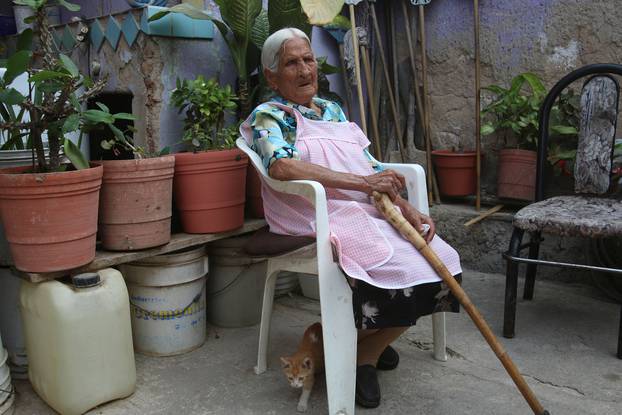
xmin=241 ymin=28 xmax=462 ymax=408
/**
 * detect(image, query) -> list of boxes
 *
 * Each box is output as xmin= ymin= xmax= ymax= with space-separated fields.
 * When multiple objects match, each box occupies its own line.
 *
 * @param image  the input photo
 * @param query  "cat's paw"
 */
xmin=297 ymin=403 xmax=308 ymax=412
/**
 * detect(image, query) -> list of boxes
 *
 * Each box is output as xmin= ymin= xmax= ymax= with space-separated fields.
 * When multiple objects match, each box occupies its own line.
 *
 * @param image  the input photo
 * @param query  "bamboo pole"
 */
xmin=369 ymin=2 xmax=405 ymax=161
xmin=372 ymin=191 xmax=550 ymax=415
xmin=417 ymin=4 xmax=441 ymax=205
xmin=347 ymin=3 xmax=367 ymax=136
xmin=361 ymin=46 xmax=383 ymax=161
xmin=401 ymin=1 xmax=434 ymax=204
xmin=464 ymin=204 xmax=503 ymax=227
xmin=338 ymin=44 xmax=354 ymax=120
xmin=474 ymin=0 xmax=482 ymax=210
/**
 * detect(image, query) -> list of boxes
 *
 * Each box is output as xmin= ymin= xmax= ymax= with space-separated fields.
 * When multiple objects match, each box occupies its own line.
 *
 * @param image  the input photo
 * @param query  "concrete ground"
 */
xmin=11 ymin=269 xmax=622 ymax=415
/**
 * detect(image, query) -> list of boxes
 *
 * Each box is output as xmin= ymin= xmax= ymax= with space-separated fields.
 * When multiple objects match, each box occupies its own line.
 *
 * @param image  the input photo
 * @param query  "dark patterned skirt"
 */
xmin=351 ymin=274 xmax=462 ymax=329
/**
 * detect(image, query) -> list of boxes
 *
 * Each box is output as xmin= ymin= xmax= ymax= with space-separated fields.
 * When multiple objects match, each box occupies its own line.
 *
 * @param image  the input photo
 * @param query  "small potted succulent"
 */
xmin=171 ymin=76 xmax=248 ymax=233
xmin=0 ymin=0 xmax=123 ymax=272
xmin=481 ymin=72 xmax=578 ymax=201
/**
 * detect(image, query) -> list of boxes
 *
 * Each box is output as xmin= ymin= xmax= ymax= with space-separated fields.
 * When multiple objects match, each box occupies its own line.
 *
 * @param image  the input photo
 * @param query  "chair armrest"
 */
xmin=382 ymin=162 xmax=430 ymax=215
xmin=236 ymin=138 xmax=332 ymax=248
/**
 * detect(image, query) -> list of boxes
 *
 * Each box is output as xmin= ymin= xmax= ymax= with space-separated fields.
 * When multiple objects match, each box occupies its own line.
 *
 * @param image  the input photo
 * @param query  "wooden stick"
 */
xmin=372 ymin=191 xmax=549 ymax=415
xmin=338 ymin=43 xmax=354 ymax=120
xmin=474 ymin=0 xmax=482 ymax=211
xmin=361 ymin=45 xmax=383 ymax=161
xmin=464 ymin=204 xmax=503 ymax=228
xmin=417 ymin=5 xmax=441 ymax=205
xmin=370 ymin=3 xmax=405 ymax=160
xmin=349 ymin=5 xmax=367 ymax=136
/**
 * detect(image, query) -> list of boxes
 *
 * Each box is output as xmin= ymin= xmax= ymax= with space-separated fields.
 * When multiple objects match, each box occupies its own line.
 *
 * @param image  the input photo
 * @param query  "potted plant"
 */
xmin=95 ymin=117 xmax=175 ymax=251
xmin=481 ymin=72 xmax=578 ymax=201
xmin=0 ymin=0 xmax=122 ymax=272
xmin=170 ymin=76 xmax=248 ymax=233
xmin=431 ymin=149 xmax=478 ymax=197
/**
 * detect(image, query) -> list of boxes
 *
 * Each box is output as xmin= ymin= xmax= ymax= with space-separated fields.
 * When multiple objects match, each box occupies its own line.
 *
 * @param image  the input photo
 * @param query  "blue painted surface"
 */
xmin=105 ymin=15 xmax=122 ymax=50
xmin=61 ymin=25 xmax=76 ymax=50
xmin=121 ymin=13 xmax=140 ymax=47
xmin=90 ymin=19 xmax=105 ymax=51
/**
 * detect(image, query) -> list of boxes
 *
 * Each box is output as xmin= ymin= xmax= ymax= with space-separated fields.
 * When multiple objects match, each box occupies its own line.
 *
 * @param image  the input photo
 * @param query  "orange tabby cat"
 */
xmin=280 ymin=322 xmax=324 ymax=412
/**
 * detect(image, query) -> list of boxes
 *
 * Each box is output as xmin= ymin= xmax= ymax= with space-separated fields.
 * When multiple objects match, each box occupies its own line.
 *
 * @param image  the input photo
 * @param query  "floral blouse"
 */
xmin=249 ymin=95 xmax=383 ymax=172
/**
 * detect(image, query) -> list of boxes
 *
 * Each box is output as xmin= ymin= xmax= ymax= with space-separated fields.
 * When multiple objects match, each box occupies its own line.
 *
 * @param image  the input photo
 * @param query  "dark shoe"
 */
xmin=355 ymin=364 xmax=381 ymax=408
xmin=377 ymin=345 xmax=399 ymax=371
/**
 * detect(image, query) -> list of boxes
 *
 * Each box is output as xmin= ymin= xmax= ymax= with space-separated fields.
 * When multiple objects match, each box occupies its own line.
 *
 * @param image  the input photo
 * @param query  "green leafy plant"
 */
xmin=171 ymin=76 xmax=238 ymax=151
xmin=0 ymin=0 xmax=130 ymax=172
xmin=481 ymin=72 xmax=580 ymax=174
xmin=150 ymin=1 xmax=342 ymax=117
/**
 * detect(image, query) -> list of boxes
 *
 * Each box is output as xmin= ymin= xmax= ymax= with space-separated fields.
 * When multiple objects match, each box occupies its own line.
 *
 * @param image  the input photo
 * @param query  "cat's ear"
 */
xmin=280 ymin=357 xmax=291 ymax=368
xmin=302 ymin=357 xmax=312 ymax=369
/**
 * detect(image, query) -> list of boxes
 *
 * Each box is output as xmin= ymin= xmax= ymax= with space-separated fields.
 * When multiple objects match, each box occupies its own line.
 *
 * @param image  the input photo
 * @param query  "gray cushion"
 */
xmin=513 ymin=196 xmax=622 ymax=237
xmin=243 ymin=226 xmax=315 ymax=256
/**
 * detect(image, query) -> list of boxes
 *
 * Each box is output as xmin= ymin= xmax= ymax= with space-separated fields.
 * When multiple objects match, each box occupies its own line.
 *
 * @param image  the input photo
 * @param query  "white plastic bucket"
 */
xmin=0 ymin=351 xmax=12 ymax=409
xmin=0 ymin=268 xmax=28 ymax=372
xmin=207 ymin=236 xmax=267 ymax=328
xmin=298 ymin=273 xmax=320 ymax=300
xmin=120 ymin=246 xmax=208 ymax=356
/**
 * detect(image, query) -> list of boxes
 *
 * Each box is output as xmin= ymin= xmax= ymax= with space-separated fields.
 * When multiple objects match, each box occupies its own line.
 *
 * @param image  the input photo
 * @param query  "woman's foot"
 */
xmin=355 ymin=365 xmax=381 ymax=408
xmin=376 ymin=345 xmax=399 ymax=370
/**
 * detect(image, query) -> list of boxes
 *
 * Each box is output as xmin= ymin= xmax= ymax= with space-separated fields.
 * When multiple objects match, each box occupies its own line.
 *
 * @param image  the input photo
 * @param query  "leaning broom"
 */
xmin=372 ymin=191 xmax=550 ymax=415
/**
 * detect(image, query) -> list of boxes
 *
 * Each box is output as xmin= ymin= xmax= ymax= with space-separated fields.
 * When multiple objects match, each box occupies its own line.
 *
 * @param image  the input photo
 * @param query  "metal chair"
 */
xmin=502 ymin=64 xmax=622 ymax=359
xmin=236 ymin=137 xmax=448 ymax=415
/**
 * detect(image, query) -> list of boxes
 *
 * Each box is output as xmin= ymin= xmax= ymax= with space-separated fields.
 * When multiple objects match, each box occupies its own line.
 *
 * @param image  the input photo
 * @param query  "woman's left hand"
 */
xmin=396 ymin=197 xmax=436 ymax=243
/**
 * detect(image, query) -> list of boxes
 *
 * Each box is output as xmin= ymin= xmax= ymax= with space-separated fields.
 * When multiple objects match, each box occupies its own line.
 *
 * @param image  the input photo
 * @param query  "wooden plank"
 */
xmin=464 ymin=204 xmax=504 ymax=227
xmin=13 ymin=219 xmax=267 ymax=283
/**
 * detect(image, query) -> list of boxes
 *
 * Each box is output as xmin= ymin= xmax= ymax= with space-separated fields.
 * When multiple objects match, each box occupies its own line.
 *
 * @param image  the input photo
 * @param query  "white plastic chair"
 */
xmin=236 ymin=138 xmax=447 ymax=415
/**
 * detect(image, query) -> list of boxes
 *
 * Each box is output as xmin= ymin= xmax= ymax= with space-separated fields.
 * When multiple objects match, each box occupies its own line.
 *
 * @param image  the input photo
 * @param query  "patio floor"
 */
xmin=11 ymin=269 xmax=622 ymax=415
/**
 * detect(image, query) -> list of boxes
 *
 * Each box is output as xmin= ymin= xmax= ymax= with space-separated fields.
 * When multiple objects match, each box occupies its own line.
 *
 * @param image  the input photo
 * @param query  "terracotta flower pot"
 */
xmin=497 ymin=149 xmax=537 ymax=201
xmin=98 ymin=156 xmax=175 ymax=251
xmin=431 ymin=150 xmax=478 ymax=197
xmin=245 ymin=163 xmax=264 ymax=218
xmin=174 ymin=149 xmax=248 ymax=233
xmin=0 ymin=164 xmax=103 ymax=272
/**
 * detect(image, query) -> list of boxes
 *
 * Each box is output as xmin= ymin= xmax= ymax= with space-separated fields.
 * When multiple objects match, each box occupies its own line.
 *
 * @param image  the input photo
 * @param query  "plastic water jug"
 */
xmin=20 ymin=268 xmax=136 ymax=415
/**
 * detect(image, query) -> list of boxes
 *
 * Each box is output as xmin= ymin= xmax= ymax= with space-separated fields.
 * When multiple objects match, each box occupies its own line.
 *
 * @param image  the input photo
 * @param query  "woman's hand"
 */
xmin=361 ymin=170 xmax=405 ymax=201
xmin=395 ymin=197 xmax=436 ymax=243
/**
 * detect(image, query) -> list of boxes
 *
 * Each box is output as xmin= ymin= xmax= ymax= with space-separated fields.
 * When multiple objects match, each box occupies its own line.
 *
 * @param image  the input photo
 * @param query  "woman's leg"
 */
xmin=356 ymin=327 xmax=408 ymax=366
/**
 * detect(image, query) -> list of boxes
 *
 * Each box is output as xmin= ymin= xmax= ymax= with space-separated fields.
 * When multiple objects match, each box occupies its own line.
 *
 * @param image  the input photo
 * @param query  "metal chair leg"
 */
xmin=618 ymin=304 xmax=622 ymax=359
xmin=523 ymin=231 xmax=541 ymax=300
xmin=504 ymin=227 xmax=524 ymax=338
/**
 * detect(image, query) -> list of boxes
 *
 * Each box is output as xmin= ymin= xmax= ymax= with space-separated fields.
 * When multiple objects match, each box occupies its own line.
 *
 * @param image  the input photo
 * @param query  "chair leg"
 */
xmin=504 ymin=227 xmax=524 ymax=339
xmin=254 ymin=266 xmax=280 ymax=375
xmin=319 ymin=266 xmax=357 ymax=415
xmin=618 ymin=304 xmax=622 ymax=359
xmin=523 ymin=231 xmax=541 ymax=300
xmin=432 ymin=312 xmax=447 ymax=361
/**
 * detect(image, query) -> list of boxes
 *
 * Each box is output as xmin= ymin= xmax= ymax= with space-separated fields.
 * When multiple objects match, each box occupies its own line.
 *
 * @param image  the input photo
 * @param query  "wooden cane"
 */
xmin=474 ymin=0 xmax=482 ymax=211
xmin=372 ymin=191 xmax=550 ymax=415
xmin=346 ymin=1 xmax=368 ymax=136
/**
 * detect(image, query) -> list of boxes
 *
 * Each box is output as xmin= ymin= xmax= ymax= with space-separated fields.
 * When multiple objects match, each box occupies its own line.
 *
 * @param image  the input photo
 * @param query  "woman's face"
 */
xmin=265 ymin=37 xmax=318 ymax=106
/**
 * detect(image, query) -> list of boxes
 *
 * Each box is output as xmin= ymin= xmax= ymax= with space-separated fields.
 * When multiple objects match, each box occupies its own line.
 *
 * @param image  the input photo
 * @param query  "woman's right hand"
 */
xmin=361 ymin=170 xmax=405 ymax=201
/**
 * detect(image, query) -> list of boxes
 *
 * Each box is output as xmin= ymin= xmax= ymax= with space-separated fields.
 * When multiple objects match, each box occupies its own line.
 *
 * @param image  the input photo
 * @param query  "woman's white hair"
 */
xmin=261 ymin=28 xmax=311 ymax=72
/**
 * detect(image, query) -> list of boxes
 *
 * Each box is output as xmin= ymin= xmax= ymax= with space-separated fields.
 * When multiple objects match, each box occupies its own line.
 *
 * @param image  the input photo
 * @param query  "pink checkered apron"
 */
xmin=241 ymin=103 xmax=462 ymax=289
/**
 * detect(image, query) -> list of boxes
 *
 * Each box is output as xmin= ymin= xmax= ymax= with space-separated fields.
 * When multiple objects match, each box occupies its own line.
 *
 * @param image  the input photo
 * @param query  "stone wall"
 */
xmin=421 ymin=0 xmax=622 ymax=195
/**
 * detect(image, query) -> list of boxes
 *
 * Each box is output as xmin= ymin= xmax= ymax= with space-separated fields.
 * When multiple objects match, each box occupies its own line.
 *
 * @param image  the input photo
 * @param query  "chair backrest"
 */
xmin=535 ymin=64 xmax=622 ymax=201
xmin=574 ymin=75 xmax=619 ymax=194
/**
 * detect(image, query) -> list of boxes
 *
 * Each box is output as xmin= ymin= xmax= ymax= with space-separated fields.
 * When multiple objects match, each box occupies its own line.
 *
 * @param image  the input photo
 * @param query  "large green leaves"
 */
xmin=250 ymin=9 xmax=269 ymax=49
xmin=58 ymin=54 xmax=79 ymax=78
xmin=268 ymin=0 xmax=311 ymax=35
xmin=3 ymin=50 xmax=32 ymax=84
xmin=300 ymin=0 xmax=344 ymax=25
xmin=215 ymin=0 xmax=262 ymax=42
xmin=57 ymin=0 xmax=80 ymax=12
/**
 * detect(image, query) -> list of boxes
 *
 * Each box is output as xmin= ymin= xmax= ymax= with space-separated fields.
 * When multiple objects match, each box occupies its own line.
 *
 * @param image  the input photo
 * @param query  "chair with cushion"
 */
xmin=502 ymin=64 xmax=622 ymax=359
xmin=236 ymin=137 xmax=448 ymax=415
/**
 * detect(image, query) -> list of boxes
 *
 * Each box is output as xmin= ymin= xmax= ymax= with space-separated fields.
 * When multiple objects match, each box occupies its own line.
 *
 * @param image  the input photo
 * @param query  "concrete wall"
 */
xmin=420 ymin=0 xmax=622 ymax=194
